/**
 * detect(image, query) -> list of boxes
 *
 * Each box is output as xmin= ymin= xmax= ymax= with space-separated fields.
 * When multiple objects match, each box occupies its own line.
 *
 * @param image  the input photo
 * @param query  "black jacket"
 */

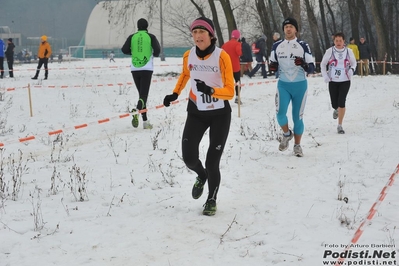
xmin=358 ymin=42 xmax=371 ymax=60
xmin=254 ymin=36 xmax=267 ymax=62
xmin=121 ymin=31 xmax=161 ymax=57
xmin=240 ymin=39 xmax=253 ymax=63
xmin=5 ymin=42 xmax=15 ymax=60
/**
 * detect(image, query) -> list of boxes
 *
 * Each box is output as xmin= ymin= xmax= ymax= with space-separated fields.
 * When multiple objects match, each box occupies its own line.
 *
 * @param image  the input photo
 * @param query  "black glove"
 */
xmin=294 ymin=56 xmax=309 ymax=71
xmin=194 ymin=79 xmax=214 ymax=95
xmin=269 ymin=61 xmax=278 ymax=72
xmin=163 ymin=93 xmax=178 ymax=107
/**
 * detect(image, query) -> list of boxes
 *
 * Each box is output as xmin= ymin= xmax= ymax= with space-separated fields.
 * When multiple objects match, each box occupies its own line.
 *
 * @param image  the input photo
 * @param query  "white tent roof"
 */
xmin=85 ymin=2 xmax=140 ymax=49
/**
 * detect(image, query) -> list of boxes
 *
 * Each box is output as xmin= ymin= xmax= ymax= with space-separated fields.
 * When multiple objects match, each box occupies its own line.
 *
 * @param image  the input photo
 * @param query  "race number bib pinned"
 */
xmin=196 ymin=92 xmax=224 ymax=111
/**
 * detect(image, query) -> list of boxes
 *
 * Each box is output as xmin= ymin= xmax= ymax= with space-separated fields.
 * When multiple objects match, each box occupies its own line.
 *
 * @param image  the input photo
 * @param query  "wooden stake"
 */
xmin=237 ymin=81 xmax=241 ymax=118
xmin=28 ymin=83 xmax=33 ymax=117
xmin=360 ymin=60 xmax=363 ymax=77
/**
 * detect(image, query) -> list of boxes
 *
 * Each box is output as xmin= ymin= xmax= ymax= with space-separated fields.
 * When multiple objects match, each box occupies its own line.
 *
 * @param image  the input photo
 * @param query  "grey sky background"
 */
xmin=0 ymin=0 xmax=97 ymax=45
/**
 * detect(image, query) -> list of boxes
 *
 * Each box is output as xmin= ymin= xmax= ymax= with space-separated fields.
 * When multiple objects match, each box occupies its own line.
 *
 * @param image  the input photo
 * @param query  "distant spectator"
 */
xmin=247 ymin=34 xmax=267 ymax=78
xmin=222 ymin=29 xmax=242 ymax=104
xmin=5 ymin=38 xmax=15 ymax=78
xmin=17 ymin=51 xmax=23 ymax=61
xmin=239 ymin=37 xmax=253 ymax=77
xmin=358 ymin=37 xmax=372 ymax=76
xmin=347 ymin=37 xmax=359 ymax=75
xmin=32 ymin=35 xmax=52 ymax=80
xmin=0 ymin=39 xmax=4 ymax=79
xmin=109 ymin=51 xmax=115 ymax=62
xmin=58 ymin=54 xmax=63 ymax=63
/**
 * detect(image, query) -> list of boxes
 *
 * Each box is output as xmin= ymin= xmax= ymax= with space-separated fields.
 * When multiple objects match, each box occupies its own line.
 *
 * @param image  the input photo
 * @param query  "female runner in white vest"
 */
xmin=321 ymin=32 xmax=357 ymax=134
xmin=163 ymin=17 xmax=234 ymax=216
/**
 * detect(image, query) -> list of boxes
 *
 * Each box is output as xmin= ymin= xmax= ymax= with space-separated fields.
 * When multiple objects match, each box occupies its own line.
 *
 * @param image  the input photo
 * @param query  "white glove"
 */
xmin=347 ymin=68 xmax=354 ymax=79
xmin=324 ymin=76 xmax=330 ymax=83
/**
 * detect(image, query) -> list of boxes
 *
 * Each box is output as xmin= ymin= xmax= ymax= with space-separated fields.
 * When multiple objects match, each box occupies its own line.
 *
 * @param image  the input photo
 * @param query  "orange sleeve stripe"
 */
xmin=212 ymin=50 xmax=235 ymax=100
xmin=173 ymin=50 xmax=191 ymax=95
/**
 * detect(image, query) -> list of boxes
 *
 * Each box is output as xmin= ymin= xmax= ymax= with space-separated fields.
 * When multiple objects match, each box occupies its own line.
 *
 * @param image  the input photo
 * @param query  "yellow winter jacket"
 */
xmin=37 ymin=41 xmax=52 ymax=59
xmin=347 ymin=44 xmax=359 ymax=60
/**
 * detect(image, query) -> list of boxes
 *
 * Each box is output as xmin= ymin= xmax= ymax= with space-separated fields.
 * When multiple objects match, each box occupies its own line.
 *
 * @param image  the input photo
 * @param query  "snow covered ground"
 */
xmin=0 ymin=57 xmax=398 ymax=266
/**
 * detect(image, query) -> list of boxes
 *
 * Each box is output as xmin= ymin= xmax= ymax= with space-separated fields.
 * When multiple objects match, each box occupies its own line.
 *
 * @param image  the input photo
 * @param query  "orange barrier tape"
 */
xmin=13 ymin=63 xmax=183 ymax=72
xmin=11 ymin=61 xmax=399 ymax=73
xmin=19 ymin=136 xmax=35 ymax=142
xmin=334 ymin=164 xmax=399 ymax=266
xmin=0 ymin=78 xmax=293 ymax=147
xmin=4 ymin=76 xmax=178 ymax=92
xmin=0 ymin=98 xmax=187 ymax=147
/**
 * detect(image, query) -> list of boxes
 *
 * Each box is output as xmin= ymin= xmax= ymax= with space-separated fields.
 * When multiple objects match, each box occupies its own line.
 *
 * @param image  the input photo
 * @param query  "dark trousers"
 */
xmin=34 ymin=58 xmax=49 ymax=78
xmin=182 ymin=112 xmax=231 ymax=201
xmin=249 ymin=61 xmax=267 ymax=78
xmin=131 ymin=70 xmax=153 ymax=121
xmin=7 ymin=57 xmax=14 ymax=77
xmin=0 ymin=57 xmax=3 ymax=78
xmin=329 ymin=81 xmax=351 ymax=109
xmin=233 ymin=71 xmax=241 ymax=96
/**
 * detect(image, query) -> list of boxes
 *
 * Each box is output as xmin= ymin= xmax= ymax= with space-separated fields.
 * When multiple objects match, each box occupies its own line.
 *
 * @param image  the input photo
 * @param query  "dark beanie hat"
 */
xmin=137 ymin=18 xmax=148 ymax=30
xmin=8 ymin=38 xmax=12 ymax=42
xmin=349 ymin=37 xmax=354 ymax=41
xmin=282 ymin=17 xmax=298 ymax=32
xmin=190 ymin=17 xmax=215 ymax=36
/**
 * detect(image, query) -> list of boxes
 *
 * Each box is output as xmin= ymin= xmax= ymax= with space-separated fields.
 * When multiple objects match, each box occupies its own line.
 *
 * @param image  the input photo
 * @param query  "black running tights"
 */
xmin=329 ymin=80 xmax=351 ymax=109
xmin=181 ymin=112 xmax=231 ymax=200
xmin=131 ymin=70 xmax=153 ymax=121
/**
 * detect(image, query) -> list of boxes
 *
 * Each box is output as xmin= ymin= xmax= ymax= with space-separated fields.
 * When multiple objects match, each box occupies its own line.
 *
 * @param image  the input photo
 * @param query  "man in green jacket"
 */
xmin=121 ymin=18 xmax=161 ymax=129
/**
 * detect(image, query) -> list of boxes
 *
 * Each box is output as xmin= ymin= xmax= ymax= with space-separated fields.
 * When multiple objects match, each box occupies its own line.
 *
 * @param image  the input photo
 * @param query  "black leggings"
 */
xmin=0 ymin=57 xmax=3 ymax=77
xmin=182 ymin=112 xmax=231 ymax=200
xmin=36 ymin=58 xmax=49 ymax=77
xmin=329 ymin=81 xmax=350 ymax=109
xmin=7 ymin=58 xmax=14 ymax=77
xmin=233 ymin=71 xmax=241 ymax=96
xmin=131 ymin=70 xmax=153 ymax=121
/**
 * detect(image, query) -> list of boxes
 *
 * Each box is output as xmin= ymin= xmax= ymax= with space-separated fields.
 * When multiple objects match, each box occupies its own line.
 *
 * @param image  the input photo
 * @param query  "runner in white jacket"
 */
xmin=321 ymin=32 xmax=357 ymax=134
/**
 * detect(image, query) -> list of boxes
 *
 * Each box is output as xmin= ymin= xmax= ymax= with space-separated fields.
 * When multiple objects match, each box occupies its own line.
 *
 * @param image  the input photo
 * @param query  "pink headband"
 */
xmin=190 ymin=20 xmax=215 ymax=36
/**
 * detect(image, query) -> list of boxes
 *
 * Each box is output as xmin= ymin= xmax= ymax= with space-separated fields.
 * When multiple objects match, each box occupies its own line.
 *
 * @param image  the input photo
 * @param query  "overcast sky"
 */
xmin=0 ymin=0 xmax=97 ymax=44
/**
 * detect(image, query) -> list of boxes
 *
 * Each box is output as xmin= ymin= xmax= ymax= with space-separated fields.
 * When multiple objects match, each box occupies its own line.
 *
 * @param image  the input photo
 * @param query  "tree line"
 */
xmin=100 ymin=0 xmax=398 ymax=73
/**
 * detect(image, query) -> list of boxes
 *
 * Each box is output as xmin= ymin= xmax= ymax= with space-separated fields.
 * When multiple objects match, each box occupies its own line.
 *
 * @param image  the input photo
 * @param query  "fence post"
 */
xmin=360 ymin=60 xmax=363 ymax=77
xmin=28 ymin=83 xmax=33 ymax=117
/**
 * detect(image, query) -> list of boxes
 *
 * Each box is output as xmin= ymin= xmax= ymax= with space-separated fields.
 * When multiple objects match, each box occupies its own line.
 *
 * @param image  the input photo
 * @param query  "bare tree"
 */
xmin=358 ymin=0 xmax=377 ymax=57
xmin=291 ymin=0 xmax=301 ymax=23
xmin=96 ymin=0 xmax=399 ymax=71
xmin=370 ymin=0 xmax=390 ymax=65
xmin=386 ymin=0 xmax=397 ymax=61
xmin=277 ymin=0 xmax=291 ymax=18
xmin=268 ymin=0 xmax=280 ymax=32
xmin=218 ymin=0 xmax=238 ymax=40
xmin=304 ymin=0 xmax=323 ymax=66
xmin=255 ymin=0 xmax=272 ymax=40
xmin=99 ymin=0 xmax=157 ymax=29
xmin=347 ymin=0 xmax=360 ymax=42
xmin=319 ymin=0 xmax=330 ymax=50
xmin=324 ymin=0 xmax=337 ymax=35
xmin=208 ymin=0 xmax=225 ymax=46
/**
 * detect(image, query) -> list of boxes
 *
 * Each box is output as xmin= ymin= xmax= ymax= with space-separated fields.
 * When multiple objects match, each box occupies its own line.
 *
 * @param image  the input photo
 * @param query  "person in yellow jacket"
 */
xmin=347 ymin=37 xmax=359 ymax=75
xmin=32 ymin=35 xmax=52 ymax=80
xmin=163 ymin=17 xmax=234 ymax=216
